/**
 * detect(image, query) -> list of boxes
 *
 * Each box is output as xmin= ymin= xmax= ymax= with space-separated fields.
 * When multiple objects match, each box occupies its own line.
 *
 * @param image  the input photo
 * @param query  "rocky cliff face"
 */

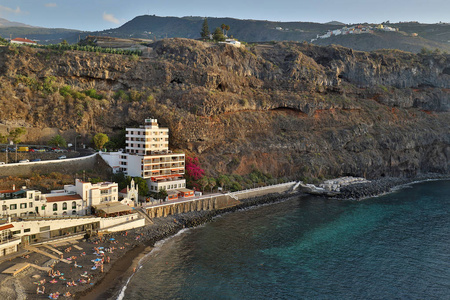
xmin=0 ymin=39 xmax=449 ymax=180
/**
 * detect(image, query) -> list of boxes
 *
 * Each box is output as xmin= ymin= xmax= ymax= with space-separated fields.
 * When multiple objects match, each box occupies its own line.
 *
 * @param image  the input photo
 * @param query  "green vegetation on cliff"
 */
xmin=0 ymin=39 xmax=449 ymax=182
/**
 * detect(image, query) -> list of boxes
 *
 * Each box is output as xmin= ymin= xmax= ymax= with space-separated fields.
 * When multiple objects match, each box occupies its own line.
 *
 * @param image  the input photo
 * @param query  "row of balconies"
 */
xmin=143 ymin=156 xmax=184 ymax=164
xmin=142 ymin=170 xmax=184 ymax=178
xmin=143 ymin=164 xmax=184 ymax=171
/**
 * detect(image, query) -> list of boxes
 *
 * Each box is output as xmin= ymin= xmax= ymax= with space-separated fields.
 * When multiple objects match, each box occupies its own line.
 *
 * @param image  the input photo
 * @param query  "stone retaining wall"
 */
xmin=0 ymin=153 xmax=103 ymax=177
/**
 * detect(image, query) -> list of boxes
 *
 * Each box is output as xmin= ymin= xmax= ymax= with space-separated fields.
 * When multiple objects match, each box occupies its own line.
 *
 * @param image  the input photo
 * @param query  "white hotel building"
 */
xmin=116 ymin=118 xmax=187 ymax=193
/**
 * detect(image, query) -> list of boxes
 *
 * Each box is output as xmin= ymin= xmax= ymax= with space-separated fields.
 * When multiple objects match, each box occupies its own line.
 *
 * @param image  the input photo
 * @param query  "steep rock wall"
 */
xmin=0 ymin=39 xmax=449 ymax=179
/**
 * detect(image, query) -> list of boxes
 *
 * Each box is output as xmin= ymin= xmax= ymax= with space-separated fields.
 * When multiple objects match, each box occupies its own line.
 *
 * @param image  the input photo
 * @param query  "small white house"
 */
xmin=10 ymin=38 xmax=37 ymax=45
xmin=43 ymin=194 xmax=84 ymax=216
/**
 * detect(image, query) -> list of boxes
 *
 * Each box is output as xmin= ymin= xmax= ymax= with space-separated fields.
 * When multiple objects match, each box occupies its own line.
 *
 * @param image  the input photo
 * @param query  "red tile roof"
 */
xmin=11 ymin=37 xmax=36 ymax=44
xmin=119 ymin=188 xmax=128 ymax=194
xmin=0 ymin=189 xmax=20 ymax=194
xmin=0 ymin=224 xmax=14 ymax=231
xmin=46 ymin=194 xmax=82 ymax=202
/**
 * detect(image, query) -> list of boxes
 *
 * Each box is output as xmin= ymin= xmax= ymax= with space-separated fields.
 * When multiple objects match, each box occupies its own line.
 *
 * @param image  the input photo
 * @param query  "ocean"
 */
xmin=119 ymin=180 xmax=450 ymax=299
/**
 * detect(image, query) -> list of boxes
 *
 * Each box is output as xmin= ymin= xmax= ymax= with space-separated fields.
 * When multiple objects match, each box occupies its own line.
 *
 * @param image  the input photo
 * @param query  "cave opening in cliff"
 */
xmin=171 ymin=78 xmax=183 ymax=84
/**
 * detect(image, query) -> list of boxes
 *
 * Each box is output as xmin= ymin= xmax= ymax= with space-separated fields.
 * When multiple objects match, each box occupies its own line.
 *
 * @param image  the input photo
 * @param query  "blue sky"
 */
xmin=0 ymin=0 xmax=449 ymax=31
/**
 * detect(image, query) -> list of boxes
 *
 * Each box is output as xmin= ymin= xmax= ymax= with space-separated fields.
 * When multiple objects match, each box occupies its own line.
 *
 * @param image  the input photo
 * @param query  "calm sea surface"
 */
xmin=120 ymin=180 xmax=450 ymax=300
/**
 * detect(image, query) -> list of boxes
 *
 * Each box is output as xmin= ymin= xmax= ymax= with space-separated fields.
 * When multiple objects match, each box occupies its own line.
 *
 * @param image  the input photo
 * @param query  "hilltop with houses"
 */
xmin=311 ymin=24 xmax=399 ymax=42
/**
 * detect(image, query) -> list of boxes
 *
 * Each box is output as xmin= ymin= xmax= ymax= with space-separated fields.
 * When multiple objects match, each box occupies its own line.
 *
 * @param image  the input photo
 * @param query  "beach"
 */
xmin=0 ymin=190 xmax=295 ymax=300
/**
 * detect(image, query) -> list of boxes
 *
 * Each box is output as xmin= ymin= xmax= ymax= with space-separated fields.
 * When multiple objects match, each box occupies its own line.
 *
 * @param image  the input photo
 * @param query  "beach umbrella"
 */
xmin=110 ymin=238 xmax=115 ymax=241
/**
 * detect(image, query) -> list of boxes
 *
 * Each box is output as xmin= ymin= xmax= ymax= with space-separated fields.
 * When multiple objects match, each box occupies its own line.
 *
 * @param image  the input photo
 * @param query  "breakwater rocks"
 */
xmin=336 ymin=173 xmax=450 ymax=200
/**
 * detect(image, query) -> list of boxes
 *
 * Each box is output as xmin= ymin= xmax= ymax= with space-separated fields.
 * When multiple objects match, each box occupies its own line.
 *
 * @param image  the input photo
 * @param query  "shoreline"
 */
xmin=5 ymin=174 xmax=449 ymax=299
xmin=79 ymin=191 xmax=302 ymax=300
xmin=73 ymin=173 xmax=450 ymax=299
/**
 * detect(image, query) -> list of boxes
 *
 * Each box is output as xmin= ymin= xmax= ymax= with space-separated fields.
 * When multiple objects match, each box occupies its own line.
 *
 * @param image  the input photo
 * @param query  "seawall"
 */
xmin=145 ymin=182 xmax=296 ymax=218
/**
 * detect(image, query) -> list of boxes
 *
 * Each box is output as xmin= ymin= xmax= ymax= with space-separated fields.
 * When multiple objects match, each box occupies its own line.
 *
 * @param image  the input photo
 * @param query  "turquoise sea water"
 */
xmin=120 ymin=180 xmax=450 ymax=299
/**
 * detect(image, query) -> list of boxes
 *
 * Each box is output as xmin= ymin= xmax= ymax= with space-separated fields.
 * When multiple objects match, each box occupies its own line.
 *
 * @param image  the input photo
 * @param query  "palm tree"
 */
xmin=209 ymin=178 xmax=217 ymax=193
xmin=199 ymin=177 xmax=209 ymax=192
xmin=221 ymin=24 xmax=226 ymax=35
xmin=225 ymin=25 xmax=230 ymax=37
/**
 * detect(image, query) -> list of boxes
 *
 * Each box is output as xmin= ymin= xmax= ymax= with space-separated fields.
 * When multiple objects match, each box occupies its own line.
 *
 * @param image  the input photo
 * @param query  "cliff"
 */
xmin=0 ymin=39 xmax=449 ymax=180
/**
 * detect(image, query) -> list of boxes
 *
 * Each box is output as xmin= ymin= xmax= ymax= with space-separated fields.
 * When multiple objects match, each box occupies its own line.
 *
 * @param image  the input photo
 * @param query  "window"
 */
xmin=2 ymin=205 xmax=6 ymax=211
xmin=12 ymin=230 xmax=21 ymax=235
xmin=72 ymin=210 xmax=76 ymax=215
xmin=24 ymin=228 xmax=30 ymax=233
xmin=53 ymin=203 xmax=57 ymax=211
xmin=10 ymin=204 xmax=17 ymax=210
xmin=62 ymin=203 xmax=67 ymax=210
xmin=72 ymin=201 xmax=77 ymax=209
xmin=29 ymin=193 xmax=33 ymax=199
xmin=39 ymin=226 xmax=50 ymax=232
xmin=29 ymin=202 xmax=33 ymax=208
xmin=20 ymin=203 xmax=27 ymax=209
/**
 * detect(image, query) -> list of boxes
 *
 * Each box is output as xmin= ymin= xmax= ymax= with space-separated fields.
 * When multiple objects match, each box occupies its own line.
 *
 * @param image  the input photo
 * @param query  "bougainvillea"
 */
xmin=185 ymin=156 xmax=205 ymax=181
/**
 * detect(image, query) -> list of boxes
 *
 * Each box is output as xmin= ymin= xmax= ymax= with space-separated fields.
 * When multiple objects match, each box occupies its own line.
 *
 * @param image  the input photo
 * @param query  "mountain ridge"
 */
xmin=1 ymin=16 xmax=450 ymax=53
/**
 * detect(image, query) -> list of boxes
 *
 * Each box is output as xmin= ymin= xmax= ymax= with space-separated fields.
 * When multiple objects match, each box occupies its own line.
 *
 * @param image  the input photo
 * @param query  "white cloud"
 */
xmin=45 ymin=3 xmax=57 ymax=8
xmin=103 ymin=12 xmax=120 ymax=24
xmin=0 ymin=5 xmax=22 ymax=15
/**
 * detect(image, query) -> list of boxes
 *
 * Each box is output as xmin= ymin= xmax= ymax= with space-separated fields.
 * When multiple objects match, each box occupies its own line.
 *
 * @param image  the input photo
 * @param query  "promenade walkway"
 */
xmin=141 ymin=182 xmax=297 ymax=210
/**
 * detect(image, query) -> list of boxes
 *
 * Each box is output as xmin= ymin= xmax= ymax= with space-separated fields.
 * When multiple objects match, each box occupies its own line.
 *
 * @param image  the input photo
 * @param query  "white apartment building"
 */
xmin=0 ymin=180 xmax=119 ymax=218
xmin=63 ymin=179 xmax=119 ymax=207
xmin=0 ymin=187 xmax=44 ymax=218
xmin=118 ymin=118 xmax=187 ymax=192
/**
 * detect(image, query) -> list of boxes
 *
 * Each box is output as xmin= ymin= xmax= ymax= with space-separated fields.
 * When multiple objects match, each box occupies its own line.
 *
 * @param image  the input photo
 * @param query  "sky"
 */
xmin=0 ymin=0 xmax=449 ymax=31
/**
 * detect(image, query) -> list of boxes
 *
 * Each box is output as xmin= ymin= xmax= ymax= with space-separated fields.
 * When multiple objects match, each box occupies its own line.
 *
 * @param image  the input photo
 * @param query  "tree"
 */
xmin=198 ymin=176 xmax=209 ymax=192
xmin=8 ymin=127 xmax=26 ymax=144
xmin=93 ymin=133 xmax=109 ymax=150
xmin=221 ymin=23 xmax=226 ymax=35
xmin=48 ymin=134 xmax=67 ymax=148
xmin=200 ymin=18 xmax=210 ymax=40
xmin=218 ymin=174 xmax=231 ymax=191
xmin=0 ymin=134 xmax=7 ymax=144
xmin=225 ymin=25 xmax=230 ymax=36
xmin=156 ymin=188 xmax=168 ymax=201
xmin=213 ymin=27 xmax=226 ymax=42
xmin=209 ymin=177 xmax=216 ymax=193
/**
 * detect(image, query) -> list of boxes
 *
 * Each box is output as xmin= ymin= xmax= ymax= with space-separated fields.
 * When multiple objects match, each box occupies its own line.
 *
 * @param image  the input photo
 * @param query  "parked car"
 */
xmin=31 ymin=159 xmax=41 ymax=162
xmin=58 ymin=155 xmax=66 ymax=159
xmin=19 ymin=159 xmax=30 ymax=163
